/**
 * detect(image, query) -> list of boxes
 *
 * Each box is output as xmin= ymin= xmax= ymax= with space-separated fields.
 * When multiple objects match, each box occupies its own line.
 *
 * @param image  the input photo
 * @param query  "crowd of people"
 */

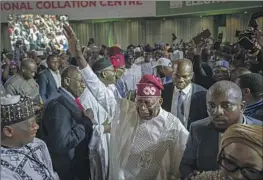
xmin=8 ymin=14 xmax=68 ymax=62
xmin=0 ymin=19 xmax=263 ymax=180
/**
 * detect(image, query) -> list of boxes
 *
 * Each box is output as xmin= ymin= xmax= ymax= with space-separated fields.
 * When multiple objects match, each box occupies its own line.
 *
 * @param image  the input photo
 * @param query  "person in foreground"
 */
xmin=0 ymin=94 xmax=59 ymax=180
xmin=63 ymin=24 xmax=189 ymax=180
xmin=180 ymin=80 xmax=262 ymax=179
xmin=41 ymin=66 xmax=93 ymax=180
xmin=192 ymin=124 xmax=263 ymax=180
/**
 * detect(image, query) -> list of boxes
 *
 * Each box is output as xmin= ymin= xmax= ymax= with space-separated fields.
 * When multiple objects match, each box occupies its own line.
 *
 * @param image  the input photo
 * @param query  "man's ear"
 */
xmin=159 ymin=97 xmax=163 ymax=105
xmin=63 ymin=77 xmax=70 ymax=87
xmin=101 ymin=71 xmax=107 ymax=78
xmin=243 ymin=88 xmax=250 ymax=96
xmin=240 ymin=100 xmax=246 ymax=113
xmin=2 ymin=126 xmax=14 ymax=138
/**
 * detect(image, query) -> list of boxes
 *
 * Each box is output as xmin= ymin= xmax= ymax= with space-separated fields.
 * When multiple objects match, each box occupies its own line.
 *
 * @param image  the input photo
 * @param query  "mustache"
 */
xmin=213 ymin=116 xmax=227 ymax=122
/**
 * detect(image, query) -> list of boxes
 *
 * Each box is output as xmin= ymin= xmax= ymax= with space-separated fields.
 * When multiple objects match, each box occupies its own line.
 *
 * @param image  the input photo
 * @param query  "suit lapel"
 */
xmin=47 ymin=69 xmax=57 ymax=88
xmin=198 ymin=121 xmax=220 ymax=170
xmin=168 ymin=84 xmax=174 ymax=111
xmin=187 ymin=83 xmax=196 ymax=127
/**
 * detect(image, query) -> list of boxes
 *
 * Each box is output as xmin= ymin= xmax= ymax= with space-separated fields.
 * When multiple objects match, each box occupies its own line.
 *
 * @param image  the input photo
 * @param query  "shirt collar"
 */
xmin=175 ymin=83 xmax=192 ymax=95
xmin=49 ymin=68 xmax=60 ymax=74
xmin=246 ymin=100 xmax=263 ymax=109
xmin=242 ymin=115 xmax=247 ymax=124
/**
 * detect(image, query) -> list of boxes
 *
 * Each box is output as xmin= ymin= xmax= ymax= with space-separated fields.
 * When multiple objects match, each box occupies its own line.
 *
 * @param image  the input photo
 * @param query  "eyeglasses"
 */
xmin=218 ymin=152 xmax=263 ymax=180
xmin=135 ymin=98 xmax=159 ymax=109
xmin=68 ymin=77 xmax=85 ymax=86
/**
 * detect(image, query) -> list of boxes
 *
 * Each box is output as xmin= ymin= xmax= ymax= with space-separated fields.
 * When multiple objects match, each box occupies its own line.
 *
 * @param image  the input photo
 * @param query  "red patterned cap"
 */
xmin=136 ymin=75 xmax=164 ymax=97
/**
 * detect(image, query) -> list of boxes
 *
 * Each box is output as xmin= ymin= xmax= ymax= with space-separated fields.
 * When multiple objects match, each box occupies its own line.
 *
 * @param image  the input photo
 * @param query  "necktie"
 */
xmin=177 ymin=91 xmax=185 ymax=124
xmin=75 ymin=97 xmax=84 ymax=110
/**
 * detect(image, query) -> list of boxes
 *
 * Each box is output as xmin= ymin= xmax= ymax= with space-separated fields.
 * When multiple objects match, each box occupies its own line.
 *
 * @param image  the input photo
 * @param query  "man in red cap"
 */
xmin=63 ymin=24 xmax=189 ymax=180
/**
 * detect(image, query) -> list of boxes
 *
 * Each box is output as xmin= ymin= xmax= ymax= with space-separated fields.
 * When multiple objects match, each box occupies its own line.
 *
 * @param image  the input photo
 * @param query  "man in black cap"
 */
xmin=1 ymin=95 xmax=59 ymax=180
xmin=92 ymin=57 xmax=142 ymax=100
xmin=92 ymin=57 xmax=117 ymax=85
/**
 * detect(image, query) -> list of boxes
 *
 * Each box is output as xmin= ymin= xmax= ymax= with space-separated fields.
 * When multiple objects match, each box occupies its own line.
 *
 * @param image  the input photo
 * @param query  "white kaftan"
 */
xmin=1 ymin=138 xmax=59 ymax=180
xmin=79 ymin=65 xmax=189 ymax=180
xmin=79 ymin=88 xmax=110 ymax=180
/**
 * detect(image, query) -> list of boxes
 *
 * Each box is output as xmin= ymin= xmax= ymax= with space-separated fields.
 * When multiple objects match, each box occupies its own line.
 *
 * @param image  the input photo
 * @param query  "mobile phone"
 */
xmin=193 ymin=29 xmax=211 ymax=45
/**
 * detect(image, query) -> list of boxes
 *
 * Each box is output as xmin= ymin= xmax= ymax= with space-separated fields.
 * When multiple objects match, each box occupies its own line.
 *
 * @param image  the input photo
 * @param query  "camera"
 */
xmin=172 ymin=33 xmax=177 ymax=41
xmin=236 ymin=11 xmax=262 ymax=50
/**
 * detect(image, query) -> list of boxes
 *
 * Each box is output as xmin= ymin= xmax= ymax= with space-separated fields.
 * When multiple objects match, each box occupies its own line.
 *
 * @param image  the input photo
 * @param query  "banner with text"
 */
xmin=1 ymin=1 xmax=156 ymax=22
xmin=157 ymin=1 xmax=262 ymax=16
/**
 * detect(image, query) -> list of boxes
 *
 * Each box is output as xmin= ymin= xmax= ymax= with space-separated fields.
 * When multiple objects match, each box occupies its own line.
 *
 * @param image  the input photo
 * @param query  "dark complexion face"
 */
xmin=64 ymin=72 xmax=86 ymax=98
xmin=207 ymin=89 xmax=245 ymax=132
xmin=220 ymin=143 xmax=263 ymax=180
xmin=9 ymin=64 xmax=18 ymax=75
xmin=172 ymin=62 xmax=193 ymax=90
xmin=135 ymin=96 xmax=162 ymax=120
xmin=47 ymin=57 xmax=59 ymax=71
xmin=213 ymin=66 xmax=230 ymax=82
xmin=21 ymin=62 xmax=37 ymax=80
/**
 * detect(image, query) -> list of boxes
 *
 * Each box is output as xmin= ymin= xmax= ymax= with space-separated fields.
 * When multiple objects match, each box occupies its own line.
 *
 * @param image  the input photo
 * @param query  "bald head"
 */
xmin=61 ymin=66 xmax=80 ymax=80
xmin=21 ymin=58 xmax=36 ymax=69
xmin=20 ymin=58 xmax=37 ymax=80
xmin=174 ymin=59 xmax=193 ymax=72
xmin=207 ymin=80 xmax=242 ymax=102
xmin=230 ymin=67 xmax=251 ymax=82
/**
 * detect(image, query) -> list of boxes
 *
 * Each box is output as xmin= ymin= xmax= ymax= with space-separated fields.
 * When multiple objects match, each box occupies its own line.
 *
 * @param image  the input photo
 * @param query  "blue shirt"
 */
xmin=244 ymin=100 xmax=263 ymax=121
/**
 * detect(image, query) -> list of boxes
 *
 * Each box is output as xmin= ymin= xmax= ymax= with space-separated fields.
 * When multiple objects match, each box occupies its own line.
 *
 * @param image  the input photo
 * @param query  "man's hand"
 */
xmin=103 ymin=118 xmax=111 ymax=134
xmin=103 ymin=123 xmax=111 ymax=134
xmin=63 ymin=24 xmax=82 ymax=58
xmin=3 ymin=54 xmax=11 ymax=65
xmin=83 ymin=108 xmax=94 ymax=120
xmin=63 ymin=24 xmax=87 ymax=69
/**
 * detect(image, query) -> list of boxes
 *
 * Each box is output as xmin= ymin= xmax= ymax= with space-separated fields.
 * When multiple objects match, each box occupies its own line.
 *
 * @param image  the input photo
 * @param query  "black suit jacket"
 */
xmin=161 ymin=82 xmax=208 ymax=130
xmin=41 ymin=89 xmax=93 ymax=180
xmin=179 ymin=117 xmax=219 ymax=178
xmin=37 ymin=69 xmax=58 ymax=102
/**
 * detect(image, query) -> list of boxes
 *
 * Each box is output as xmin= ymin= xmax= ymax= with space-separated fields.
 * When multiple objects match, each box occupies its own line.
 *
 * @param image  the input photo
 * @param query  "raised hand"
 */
xmin=63 ymin=24 xmax=82 ymax=58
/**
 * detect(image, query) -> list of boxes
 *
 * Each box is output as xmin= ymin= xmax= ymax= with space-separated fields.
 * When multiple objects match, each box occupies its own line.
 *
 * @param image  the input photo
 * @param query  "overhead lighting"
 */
xmin=244 ymin=11 xmax=247 ymax=14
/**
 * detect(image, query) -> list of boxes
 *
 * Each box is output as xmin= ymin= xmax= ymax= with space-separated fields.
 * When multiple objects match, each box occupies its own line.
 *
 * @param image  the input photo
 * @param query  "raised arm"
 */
xmin=63 ymin=24 xmax=117 ymax=116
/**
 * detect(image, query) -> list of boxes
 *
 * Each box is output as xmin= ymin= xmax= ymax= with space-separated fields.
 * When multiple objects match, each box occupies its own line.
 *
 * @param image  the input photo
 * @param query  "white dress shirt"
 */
xmin=49 ymin=69 xmax=61 ymax=88
xmin=171 ymin=83 xmax=192 ymax=127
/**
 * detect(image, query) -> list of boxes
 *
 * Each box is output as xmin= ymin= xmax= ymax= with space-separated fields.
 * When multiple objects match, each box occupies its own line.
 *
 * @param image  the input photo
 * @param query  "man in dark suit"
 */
xmin=179 ymin=81 xmax=261 ymax=179
xmin=162 ymin=59 xmax=207 ymax=130
xmin=37 ymin=54 xmax=61 ymax=102
xmin=41 ymin=66 xmax=93 ymax=180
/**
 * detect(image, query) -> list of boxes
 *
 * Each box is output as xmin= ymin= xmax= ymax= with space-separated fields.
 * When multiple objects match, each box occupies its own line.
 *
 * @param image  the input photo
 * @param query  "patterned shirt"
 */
xmin=1 ymin=138 xmax=59 ymax=180
xmin=244 ymin=100 xmax=263 ymax=121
